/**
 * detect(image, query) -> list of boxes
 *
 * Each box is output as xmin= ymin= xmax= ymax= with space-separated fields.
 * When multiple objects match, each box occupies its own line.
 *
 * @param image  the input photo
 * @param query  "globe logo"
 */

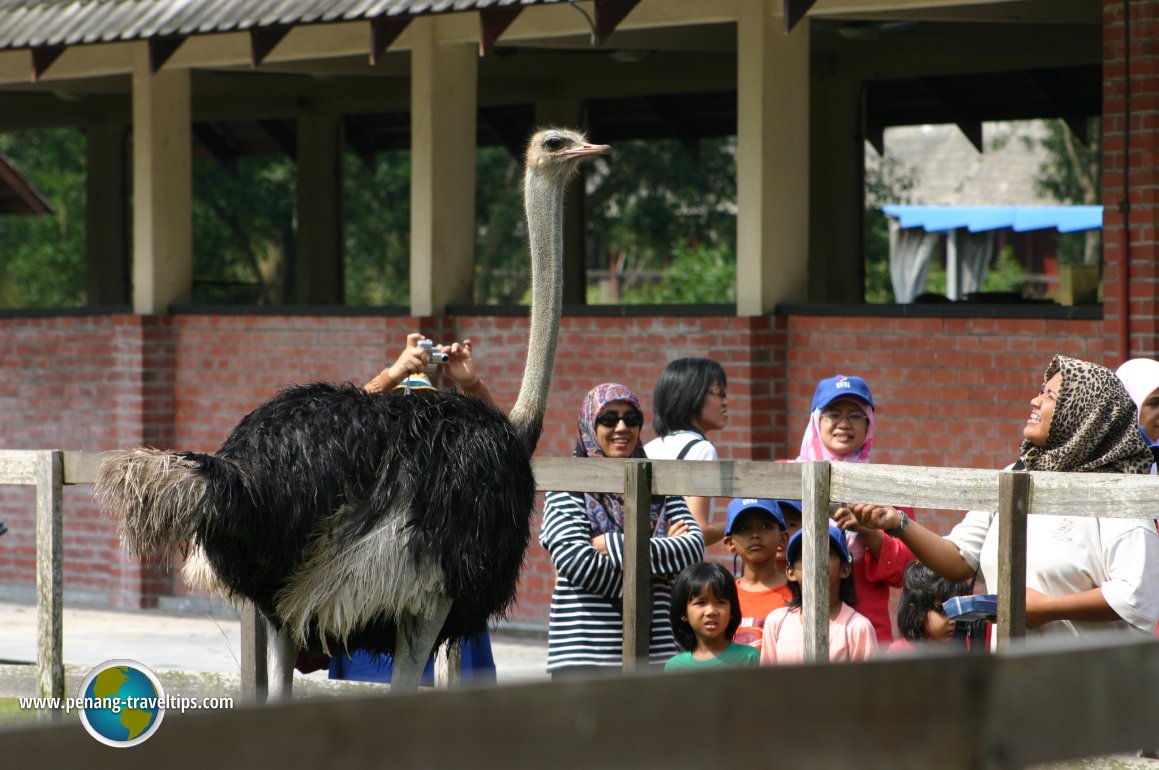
xmin=77 ymin=659 xmax=166 ymax=747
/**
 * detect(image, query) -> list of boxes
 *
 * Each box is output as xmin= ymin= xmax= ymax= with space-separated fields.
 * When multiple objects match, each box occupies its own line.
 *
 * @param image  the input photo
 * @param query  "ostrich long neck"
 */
xmin=508 ymin=165 xmax=568 ymax=454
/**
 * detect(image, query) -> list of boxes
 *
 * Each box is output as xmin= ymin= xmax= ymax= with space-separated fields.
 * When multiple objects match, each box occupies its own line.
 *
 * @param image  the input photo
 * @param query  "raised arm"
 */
xmin=843 ymin=503 xmax=974 ymax=583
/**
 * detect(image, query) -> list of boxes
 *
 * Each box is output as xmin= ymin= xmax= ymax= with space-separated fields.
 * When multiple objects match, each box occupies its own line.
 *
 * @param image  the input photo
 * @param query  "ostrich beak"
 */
xmin=561 ymin=143 xmax=611 ymax=158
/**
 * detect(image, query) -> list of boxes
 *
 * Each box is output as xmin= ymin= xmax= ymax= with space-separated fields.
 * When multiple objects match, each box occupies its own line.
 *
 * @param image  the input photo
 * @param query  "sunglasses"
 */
xmin=595 ymin=409 xmax=644 ymax=429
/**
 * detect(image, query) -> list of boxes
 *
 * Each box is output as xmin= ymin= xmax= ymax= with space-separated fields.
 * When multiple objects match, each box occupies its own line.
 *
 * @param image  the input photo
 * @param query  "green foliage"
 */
xmin=192 ymin=155 xmax=296 ymax=304
xmin=586 ymin=137 xmax=737 ymax=304
xmin=474 ymin=146 xmax=527 ymax=304
xmin=0 ymin=128 xmax=86 ymax=308
xmin=345 ymin=151 xmax=410 ymax=306
xmin=611 ymin=242 xmax=735 ymax=304
xmin=982 ymin=245 xmax=1027 ymax=293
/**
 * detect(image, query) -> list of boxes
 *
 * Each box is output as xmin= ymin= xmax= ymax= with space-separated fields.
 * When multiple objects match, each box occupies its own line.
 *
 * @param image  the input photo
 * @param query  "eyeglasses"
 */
xmin=595 ymin=410 xmax=644 ymax=429
xmin=820 ymin=410 xmax=868 ymax=426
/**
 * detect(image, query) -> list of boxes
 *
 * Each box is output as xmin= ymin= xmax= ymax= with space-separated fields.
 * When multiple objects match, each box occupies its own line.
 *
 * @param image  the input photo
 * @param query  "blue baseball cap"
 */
xmin=810 ymin=375 xmax=874 ymax=412
xmin=785 ymin=524 xmax=853 ymax=566
xmin=725 ymin=498 xmax=788 ymax=535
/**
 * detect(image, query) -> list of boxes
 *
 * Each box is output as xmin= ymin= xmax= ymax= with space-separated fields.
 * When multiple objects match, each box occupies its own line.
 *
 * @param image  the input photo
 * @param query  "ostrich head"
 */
xmin=509 ymin=128 xmax=610 ymax=454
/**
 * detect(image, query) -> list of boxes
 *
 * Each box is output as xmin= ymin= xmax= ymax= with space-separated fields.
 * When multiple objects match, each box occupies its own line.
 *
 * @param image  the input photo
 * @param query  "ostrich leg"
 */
xmin=390 ymin=596 xmax=452 ymax=693
xmin=267 ymin=624 xmax=298 ymax=700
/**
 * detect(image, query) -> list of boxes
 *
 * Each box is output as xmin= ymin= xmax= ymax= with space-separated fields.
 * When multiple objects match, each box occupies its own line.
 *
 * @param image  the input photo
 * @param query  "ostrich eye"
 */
xmin=543 ymin=136 xmax=565 ymax=152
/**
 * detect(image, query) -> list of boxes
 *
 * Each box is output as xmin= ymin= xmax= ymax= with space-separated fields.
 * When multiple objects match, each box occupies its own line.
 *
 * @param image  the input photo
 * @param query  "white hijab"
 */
xmin=1115 ymin=358 xmax=1159 ymax=411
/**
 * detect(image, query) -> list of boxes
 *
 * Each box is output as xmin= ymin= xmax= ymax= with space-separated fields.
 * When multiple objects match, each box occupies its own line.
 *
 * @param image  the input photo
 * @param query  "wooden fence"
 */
xmin=2 ymin=450 xmax=1158 ymax=767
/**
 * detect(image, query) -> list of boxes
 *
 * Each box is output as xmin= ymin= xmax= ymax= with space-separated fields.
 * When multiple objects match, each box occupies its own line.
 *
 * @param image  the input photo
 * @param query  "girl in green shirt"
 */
xmin=665 ymin=562 xmax=760 ymax=671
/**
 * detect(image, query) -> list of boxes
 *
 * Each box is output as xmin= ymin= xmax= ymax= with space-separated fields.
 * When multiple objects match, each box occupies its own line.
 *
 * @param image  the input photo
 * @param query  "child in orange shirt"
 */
xmin=724 ymin=498 xmax=793 ymax=651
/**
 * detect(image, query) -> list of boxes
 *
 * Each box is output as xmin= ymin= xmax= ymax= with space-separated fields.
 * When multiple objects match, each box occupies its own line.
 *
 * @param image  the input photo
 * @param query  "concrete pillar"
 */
xmin=85 ymin=120 xmax=130 ymax=306
xmin=808 ymin=72 xmax=863 ymax=303
xmin=535 ymin=98 xmax=587 ymax=305
xmin=130 ymin=43 xmax=192 ymax=314
xmin=410 ymin=18 xmax=478 ymax=316
xmin=295 ymin=110 xmax=344 ymax=305
xmin=736 ymin=0 xmax=810 ymax=316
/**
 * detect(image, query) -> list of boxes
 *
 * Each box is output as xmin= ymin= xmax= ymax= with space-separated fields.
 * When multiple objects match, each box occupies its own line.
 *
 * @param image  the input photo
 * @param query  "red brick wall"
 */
xmin=0 ymin=310 xmax=1105 ymax=625
xmin=1103 ymin=0 xmax=1159 ymax=358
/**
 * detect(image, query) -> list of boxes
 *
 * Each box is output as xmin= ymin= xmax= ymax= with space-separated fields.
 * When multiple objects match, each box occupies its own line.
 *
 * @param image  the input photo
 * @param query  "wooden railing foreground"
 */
xmin=4 ymin=451 xmax=1159 ymax=729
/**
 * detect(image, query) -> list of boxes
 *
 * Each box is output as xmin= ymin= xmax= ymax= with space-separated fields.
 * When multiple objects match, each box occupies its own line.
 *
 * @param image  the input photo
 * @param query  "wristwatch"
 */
xmin=885 ymin=509 xmax=909 ymax=538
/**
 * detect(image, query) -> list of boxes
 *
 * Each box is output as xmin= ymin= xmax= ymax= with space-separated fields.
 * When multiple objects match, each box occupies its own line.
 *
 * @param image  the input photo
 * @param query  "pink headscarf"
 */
xmin=794 ymin=401 xmax=875 ymax=463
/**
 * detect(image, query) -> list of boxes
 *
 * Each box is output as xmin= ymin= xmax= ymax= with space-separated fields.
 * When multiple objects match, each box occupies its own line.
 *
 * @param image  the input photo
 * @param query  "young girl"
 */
xmin=760 ymin=524 xmax=878 ymax=664
xmin=891 ymin=561 xmax=985 ymax=653
xmin=665 ymin=562 xmax=760 ymax=671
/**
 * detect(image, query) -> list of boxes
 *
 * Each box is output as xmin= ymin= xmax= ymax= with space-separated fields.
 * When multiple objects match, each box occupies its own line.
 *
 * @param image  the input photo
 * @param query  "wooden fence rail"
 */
xmin=2 ymin=450 xmax=1158 ymax=765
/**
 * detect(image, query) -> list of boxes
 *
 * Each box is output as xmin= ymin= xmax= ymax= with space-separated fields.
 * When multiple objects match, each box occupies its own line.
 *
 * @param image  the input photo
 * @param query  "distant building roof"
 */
xmin=869 ymin=120 xmax=1060 ymax=207
xmin=882 ymin=204 xmax=1103 ymax=234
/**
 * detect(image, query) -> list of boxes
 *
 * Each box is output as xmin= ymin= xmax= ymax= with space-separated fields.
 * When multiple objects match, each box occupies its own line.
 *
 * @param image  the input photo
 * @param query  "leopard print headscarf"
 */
xmin=1018 ymin=355 xmax=1153 ymax=474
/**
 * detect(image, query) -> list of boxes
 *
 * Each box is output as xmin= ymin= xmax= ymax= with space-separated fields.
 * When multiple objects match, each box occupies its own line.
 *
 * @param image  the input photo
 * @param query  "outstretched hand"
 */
xmin=840 ymin=503 xmax=903 ymax=532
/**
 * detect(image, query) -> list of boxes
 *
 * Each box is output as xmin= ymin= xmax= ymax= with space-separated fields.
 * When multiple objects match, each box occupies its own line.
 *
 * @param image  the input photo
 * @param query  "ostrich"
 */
xmin=94 ymin=128 xmax=610 ymax=694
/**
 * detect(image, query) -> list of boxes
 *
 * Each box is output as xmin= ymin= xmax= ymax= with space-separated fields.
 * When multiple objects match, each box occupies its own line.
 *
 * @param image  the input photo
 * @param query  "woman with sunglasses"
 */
xmin=539 ymin=383 xmax=705 ymax=678
xmin=644 ymin=358 xmax=729 ymax=545
xmin=794 ymin=375 xmax=915 ymax=646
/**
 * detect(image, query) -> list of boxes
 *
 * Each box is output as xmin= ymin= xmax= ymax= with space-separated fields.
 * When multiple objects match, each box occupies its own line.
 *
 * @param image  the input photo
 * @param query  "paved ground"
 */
xmin=0 ymin=600 xmax=548 ymax=699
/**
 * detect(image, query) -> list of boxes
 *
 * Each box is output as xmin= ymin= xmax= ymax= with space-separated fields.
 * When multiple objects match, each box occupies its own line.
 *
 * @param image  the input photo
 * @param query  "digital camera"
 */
xmin=418 ymin=339 xmax=449 ymax=364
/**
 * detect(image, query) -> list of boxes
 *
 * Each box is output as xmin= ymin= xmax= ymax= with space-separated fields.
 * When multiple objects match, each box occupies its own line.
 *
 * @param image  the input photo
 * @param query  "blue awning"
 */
xmin=881 ymin=205 xmax=1103 ymax=234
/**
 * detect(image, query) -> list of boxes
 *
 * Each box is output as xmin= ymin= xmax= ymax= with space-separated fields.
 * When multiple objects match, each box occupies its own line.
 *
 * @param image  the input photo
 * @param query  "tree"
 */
xmin=193 ymin=155 xmax=296 ymax=304
xmin=586 ymin=136 xmax=737 ymax=304
xmin=1028 ymin=118 xmax=1101 ymax=266
xmin=0 ymin=128 xmax=86 ymax=308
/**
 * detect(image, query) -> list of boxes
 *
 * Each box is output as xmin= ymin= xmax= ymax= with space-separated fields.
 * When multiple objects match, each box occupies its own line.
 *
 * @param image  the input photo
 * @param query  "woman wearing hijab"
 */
xmin=539 ymin=383 xmax=705 ymax=679
xmin=1115 ymin=357 xmax=1159 ymax=464
xmin=795 ymin=375 xmax=915 ymax=645
xmin=848 ymin=356 xmax=1159 ymax=639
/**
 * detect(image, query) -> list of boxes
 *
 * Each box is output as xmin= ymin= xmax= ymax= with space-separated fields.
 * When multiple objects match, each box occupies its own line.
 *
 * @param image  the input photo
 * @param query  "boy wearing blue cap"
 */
xmin=760 ymin=524 xmax=878 ymax=664
xmin=723 ymin=498 xmax=793 ymax=652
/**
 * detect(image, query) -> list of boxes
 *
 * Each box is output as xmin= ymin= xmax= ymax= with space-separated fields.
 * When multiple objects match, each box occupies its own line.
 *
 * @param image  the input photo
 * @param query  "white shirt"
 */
xmin=946 ymin=509 xmax=1159 ymax=638
xmin=644 ymin=431 xmax=718 ymax=462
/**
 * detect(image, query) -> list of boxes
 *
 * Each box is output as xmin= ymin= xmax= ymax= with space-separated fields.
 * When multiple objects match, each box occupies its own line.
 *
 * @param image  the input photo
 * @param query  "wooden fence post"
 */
xmin=36 ymin=450 xmax=64 ymax=716
xmin=997 ymin=470 xmax=1030 ymax=645
xmin=801 ymin=461 xmax=831 ymax=663
xmin=622 ymin=460 xmax=652 ymax=671
xmin=240 ymin=601 xmax=268 ymax=703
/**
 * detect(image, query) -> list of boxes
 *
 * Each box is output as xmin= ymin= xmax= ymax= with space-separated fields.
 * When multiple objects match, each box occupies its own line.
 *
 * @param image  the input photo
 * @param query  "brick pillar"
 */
xmin=1103 ymin=0 xmax=1159 ymax=360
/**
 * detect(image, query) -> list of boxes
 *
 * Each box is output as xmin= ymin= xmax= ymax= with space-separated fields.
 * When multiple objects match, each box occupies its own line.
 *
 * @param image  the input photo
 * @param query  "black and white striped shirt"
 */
xmin=539 ymin=490 xmax=704 ymax=672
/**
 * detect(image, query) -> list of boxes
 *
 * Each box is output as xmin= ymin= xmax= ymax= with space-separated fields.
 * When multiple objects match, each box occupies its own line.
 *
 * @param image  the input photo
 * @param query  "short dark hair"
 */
xmin=669 ymin=562 xmax=742 ymax=651
xmin=785 ymin=543 xmax=859 ymax=609
xmin=653 ymin=358 xmax=727 ymax=436
xmin=897 ymin=561 xmax=973 ymax=641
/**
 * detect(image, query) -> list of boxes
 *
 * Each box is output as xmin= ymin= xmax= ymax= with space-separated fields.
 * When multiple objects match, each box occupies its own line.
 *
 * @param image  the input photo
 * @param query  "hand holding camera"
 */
xmin=418 ymin=339 xmax=449 ymax=365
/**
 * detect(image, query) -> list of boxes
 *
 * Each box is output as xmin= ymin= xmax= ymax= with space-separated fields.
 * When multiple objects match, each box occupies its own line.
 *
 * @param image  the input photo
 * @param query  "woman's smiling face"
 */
xmin=595 ymin=400 xmax=642 ymax=457
xmin=1025 ymin=371 xmax=1062 ymax=448
xmin=818 ymin=398 xmax=870 ymax=456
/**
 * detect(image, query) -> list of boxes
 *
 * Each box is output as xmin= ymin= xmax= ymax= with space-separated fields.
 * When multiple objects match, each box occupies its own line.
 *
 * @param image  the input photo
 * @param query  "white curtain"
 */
xmin=958 ymin=230 xmax=995 ymax=296
xmin=888 ymin=219 xmax=939 ymax=303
